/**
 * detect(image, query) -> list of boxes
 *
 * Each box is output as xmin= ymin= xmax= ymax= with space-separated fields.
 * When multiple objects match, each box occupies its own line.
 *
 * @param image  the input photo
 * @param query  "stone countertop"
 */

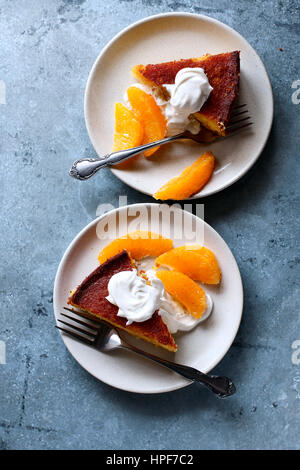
xmin=0 ymin=0 xmax=299 ymax=450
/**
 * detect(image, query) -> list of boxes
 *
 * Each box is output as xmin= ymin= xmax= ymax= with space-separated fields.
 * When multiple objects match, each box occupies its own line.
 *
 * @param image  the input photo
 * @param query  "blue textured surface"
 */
xmin=0 ymin=0 xmax=300 ymax=450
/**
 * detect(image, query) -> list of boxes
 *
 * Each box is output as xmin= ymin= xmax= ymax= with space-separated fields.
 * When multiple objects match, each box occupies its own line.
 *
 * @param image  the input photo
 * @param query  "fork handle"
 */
xmin=120 ymin=343 xmax=236 ymax=398
xmin=69 ymin=133 xmax=185 ymax=180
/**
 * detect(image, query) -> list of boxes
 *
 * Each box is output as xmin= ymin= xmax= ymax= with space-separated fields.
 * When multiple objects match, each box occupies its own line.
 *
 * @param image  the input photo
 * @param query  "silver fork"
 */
xmin=70 ymin=104 xmax=252 ymax=181
xmin=56 ymin=307 xmax=236 ymax=398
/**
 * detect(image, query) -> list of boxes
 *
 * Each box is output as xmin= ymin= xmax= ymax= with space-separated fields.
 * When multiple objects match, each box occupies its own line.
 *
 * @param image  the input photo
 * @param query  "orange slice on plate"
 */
xmin=127 ymin=86 xmax=167 ymax=157
xmin=156 ymin=270 xmax=207 ymax=319
xmin=112 ymin=102 xmax=144 ymax=152
xmin=156 ymin=245 xmax=221 ymax=285
xmin=154 ymin=151 xmax=215 ymax=200
xmin=112 ymin=103 xmax=144 ymax=167
xmin=98 ymin=231 xmax=173 ymax=264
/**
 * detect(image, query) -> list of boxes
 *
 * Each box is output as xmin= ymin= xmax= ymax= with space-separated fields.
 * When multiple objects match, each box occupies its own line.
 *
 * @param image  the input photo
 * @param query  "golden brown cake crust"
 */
xmin=132 ymin=51 xmax=240 ymax=133
xmin=68 ymin=250 xmax=177 ymax=352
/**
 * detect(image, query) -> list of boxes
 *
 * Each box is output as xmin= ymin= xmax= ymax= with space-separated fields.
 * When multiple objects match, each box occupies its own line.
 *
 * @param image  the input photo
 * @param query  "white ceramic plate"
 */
xmin=85 ymin=12 xmax=273 ymax=199
xmin=53 ymin=204 xmax=243 ymax=393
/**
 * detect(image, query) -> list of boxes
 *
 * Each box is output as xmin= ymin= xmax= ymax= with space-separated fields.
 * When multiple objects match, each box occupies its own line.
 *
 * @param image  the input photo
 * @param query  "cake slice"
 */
xmin=132 ymin=51 xmax=240 ymax=136
xmin=68 ymin=250 xmax=177 ymax=352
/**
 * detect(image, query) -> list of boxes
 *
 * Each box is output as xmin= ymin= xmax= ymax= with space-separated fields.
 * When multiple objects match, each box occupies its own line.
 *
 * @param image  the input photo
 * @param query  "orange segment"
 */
xmin=156 ymin=270 xmax=207 ymax=319
xmin=127 ymin=86 xmax=166 ymax=157
xmin=98 ymin=231 xmax=173 ymax=264
xmin=154 ymin=152 xmax=215 ymax=200
xmin=112 ymin=102 xmax=144 ymax=152
xmin=156 ymin=245 xmax=221 ymax=285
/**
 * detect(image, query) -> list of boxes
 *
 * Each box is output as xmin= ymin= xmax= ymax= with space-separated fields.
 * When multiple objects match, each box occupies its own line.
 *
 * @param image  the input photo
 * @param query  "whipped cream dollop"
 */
xmin=163 ymin=67 xmax=213 ymax=135
xmin=145 ymin=269 xmax=213 ymax=334
xmin=125 ymin=67 xmax=212 ymax=137
xmin=106 ymin=269 xmax=162 ymax=325
xmin=106 ymin=264 xmax=213 ymax=332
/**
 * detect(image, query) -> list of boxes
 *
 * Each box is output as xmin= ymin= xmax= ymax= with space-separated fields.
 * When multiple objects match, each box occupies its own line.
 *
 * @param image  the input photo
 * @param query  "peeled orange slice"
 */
xmin=98 ymin=231 xmax=173 ymax=264
xmin=154 ymin=152 xmax=215 ymax=200
xmin=156 ymin=245 xmax=221 ymax=285
xmin=112 ymin=102 xmax=144 ymax=152
xmin=156 ymin=270 xmax=207 ymax=319
xmin=127 ymin=86 xmax=167 ymax=157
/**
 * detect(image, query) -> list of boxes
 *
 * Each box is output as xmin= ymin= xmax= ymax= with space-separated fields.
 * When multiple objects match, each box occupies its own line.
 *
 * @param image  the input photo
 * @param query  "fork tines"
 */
xmin=233 ymin=103 xmax=247 ymax=110
xmin=56 ymin=307 xmax=101 ymax=345
xmin=226 ymin=104 xmax=253 ymax=135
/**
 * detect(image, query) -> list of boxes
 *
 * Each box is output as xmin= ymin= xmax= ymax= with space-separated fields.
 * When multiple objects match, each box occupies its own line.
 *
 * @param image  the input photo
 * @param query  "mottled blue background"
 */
xmin=0 ymin=0 xmax=299 ymax=450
